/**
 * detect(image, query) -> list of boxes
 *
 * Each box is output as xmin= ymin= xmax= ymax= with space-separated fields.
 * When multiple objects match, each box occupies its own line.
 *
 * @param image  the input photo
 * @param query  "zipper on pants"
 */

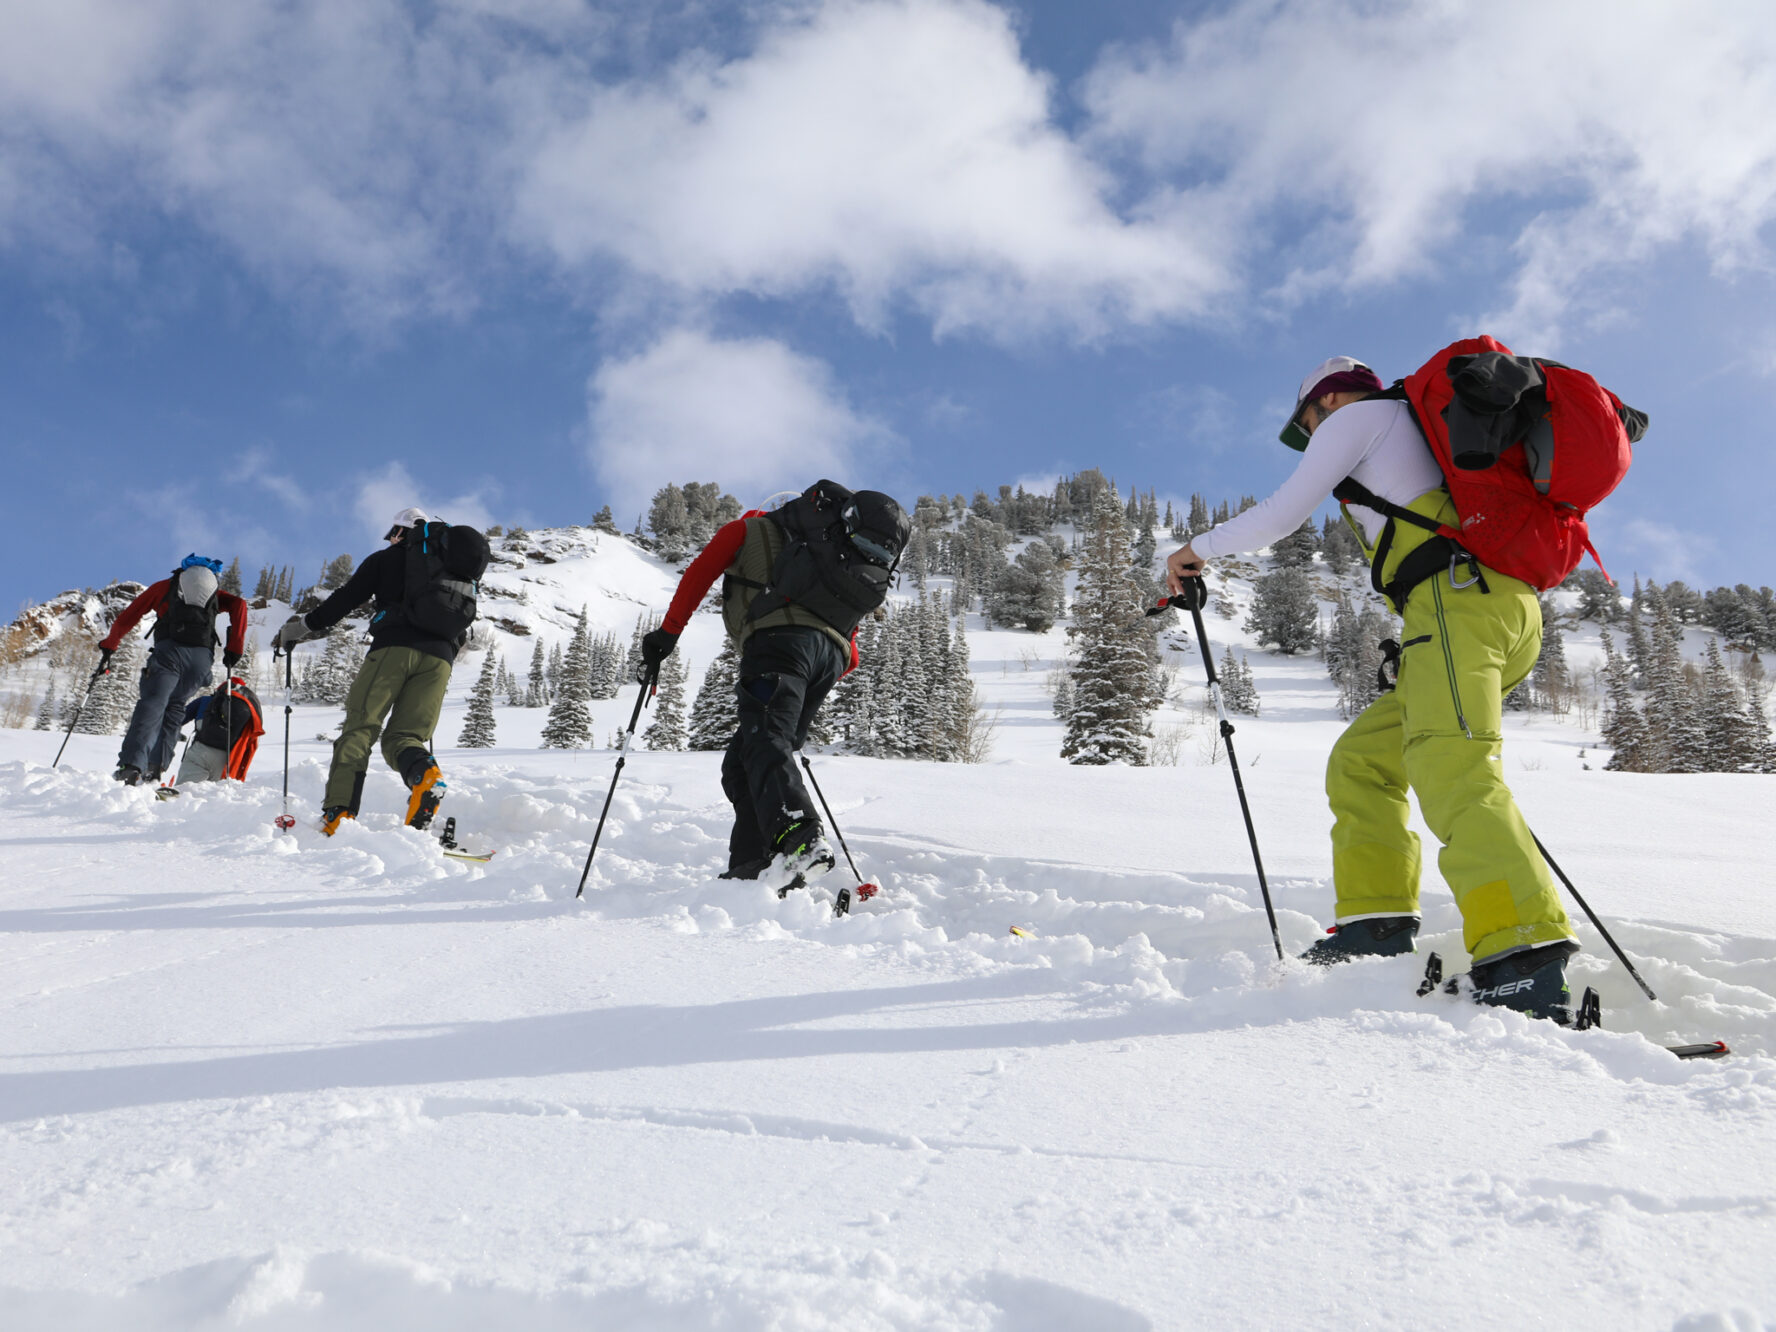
xmin=1429 ymin=576 xmax=1472 ymax=740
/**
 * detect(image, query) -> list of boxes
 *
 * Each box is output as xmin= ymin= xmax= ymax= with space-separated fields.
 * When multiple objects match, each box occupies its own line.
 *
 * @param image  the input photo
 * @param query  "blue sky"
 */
xmin=4 ymin=0 xmax=1775 ymax=615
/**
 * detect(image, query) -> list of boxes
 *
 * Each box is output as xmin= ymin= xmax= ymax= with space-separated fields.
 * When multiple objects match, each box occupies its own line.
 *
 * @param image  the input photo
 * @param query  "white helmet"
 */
xmin=176 ymin=566 xmax=219 ymax=605
xmin=385 ymin=506 xmax=429 ymax=540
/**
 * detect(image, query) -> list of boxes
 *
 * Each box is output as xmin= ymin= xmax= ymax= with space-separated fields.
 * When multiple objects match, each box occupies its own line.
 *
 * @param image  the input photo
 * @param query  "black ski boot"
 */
xmin=1302 ymin=915 xmax=1419 ymax=965
xmin=1469 ymin=941 xmax=1579 ymax=1024
xmin=113 ymin=764 xmax=143 ymax=786
xmin=718 ymin=858 xmax=771 ymax=882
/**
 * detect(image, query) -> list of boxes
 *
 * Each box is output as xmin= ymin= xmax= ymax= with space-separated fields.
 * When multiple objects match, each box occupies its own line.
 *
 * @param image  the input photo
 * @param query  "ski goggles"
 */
xmin=180 ymin=554 xmax=224 ymax=574
xmin=847 ymin=529 xmax=899 ymax=568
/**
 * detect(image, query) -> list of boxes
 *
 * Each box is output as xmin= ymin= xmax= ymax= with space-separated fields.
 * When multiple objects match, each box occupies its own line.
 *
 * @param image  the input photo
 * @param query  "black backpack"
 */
xmin=399 ymin=521 xmax=491 ymax=640
xmin=195 ymin=679 xmax=261 ymax=750
xmin=747 ymin=481 xmax=911 ymax=638
xmin=157 ymin=567 xmax=220 ymax=648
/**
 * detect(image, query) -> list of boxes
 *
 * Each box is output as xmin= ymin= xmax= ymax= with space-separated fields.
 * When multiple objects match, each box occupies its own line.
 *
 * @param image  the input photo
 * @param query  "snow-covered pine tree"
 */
xmin=504 ymin=655 xmax=527 ymax=708
xmin=1746 ymin=681 xmax=1776 ymax=773
xmin=1320 ymin=514 xmax=1361 ymax=576
xmin=1062 ymin=489 xmax=1163 ymax=765
xmin=457 ymin=652 xmax=499 ymax=748
xmin=648 ymin=484 xmax=694 ymax=560
xmin=829 ymin=616 xmax=882 ymax=755
xmin=1270 ymin=519 xmax=1319 ymax=568
xmin=592 ymin=504 xmax=619 ymax=535
xmin=1599 ymin=628 xmax=1649 ymax=772
xmin=585 ymin=632 xmax=619 ymax=700
xmin=1624 ymin=577 xmax=1652 ymax=687
xmin=643 ymin=648 xmax=688 ymax=750
xmin=1247 ymin=566 xmax=1318 ymax=655
xmin=871 ymin=604 xmax=911 ymax=757
xmin=624 ymin=612 xmax=661 ymax=684
xmin=253 ymin=566 xmax=275 ymax=600
xmin=1700 ymin=638 xmax=1754 ymax=772
xmin=539 ymin=611 xmax=593 ymax=749
xmin=687 ymin=634 xmax=741 ymax=750
xmin=1530 ymin=625 xmax=1572 ymax=715
xmin=941 ymin=610 xmax=987 ymax=761
xmin=1219 ymin=646 xmax=1260 ymax=716
xmin=319 ymin=553 xmax=355 ymax=590
xmin=295 ymin=625 xmax=360 ymax=705
xmin=547 ymin=643 xmax=564 ymax=698
xmin=34 ymin=681 xmax=57 ymax=730
xmin=526 ymin=640 xmax=547 ymax=707
xmin=1131 ymin=519 xmax=1158 ymax=601
xmin=81 ymin=636 xmax=142 ymax=734
xmin=1646 ymin=599 xmax=1706 ymax=772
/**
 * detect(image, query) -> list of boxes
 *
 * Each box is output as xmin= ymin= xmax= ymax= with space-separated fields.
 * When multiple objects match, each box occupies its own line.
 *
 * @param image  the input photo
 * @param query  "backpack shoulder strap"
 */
xmin=1331 ymin=476 xmax=1440 ymax=535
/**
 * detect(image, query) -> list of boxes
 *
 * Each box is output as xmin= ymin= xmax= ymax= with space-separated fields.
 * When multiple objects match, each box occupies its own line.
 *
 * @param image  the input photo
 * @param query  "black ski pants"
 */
xmin=720 ymin=626 xmax=846 ymax=872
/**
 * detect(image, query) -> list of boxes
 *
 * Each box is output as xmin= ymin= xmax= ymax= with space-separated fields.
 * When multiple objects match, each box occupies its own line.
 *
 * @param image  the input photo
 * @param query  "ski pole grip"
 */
xmin=1171 ymin=577 xmax=1209 ymax=612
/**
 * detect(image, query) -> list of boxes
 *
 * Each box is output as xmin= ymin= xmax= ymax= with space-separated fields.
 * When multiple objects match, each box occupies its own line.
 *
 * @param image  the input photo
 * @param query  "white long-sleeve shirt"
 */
xmin=1191 ymin=398 xmax=1444 ymax=559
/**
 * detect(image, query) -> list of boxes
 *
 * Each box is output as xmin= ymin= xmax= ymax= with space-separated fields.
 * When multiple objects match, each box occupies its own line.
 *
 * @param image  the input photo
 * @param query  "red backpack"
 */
xmin=1337 ymin=336 xmax=1645 ymax=602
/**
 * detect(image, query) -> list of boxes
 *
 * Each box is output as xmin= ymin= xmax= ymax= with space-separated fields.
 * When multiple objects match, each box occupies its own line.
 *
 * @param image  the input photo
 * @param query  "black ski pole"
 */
xmin=799 ymin=753 xmax=875 ymax=891
xmin=1151 ymin=582 xmax=1283 ymax=960
xmin=575 ymin=664 xmax=658 ymax=899
xmin=1530 ymin=830 xmax=1657 ymax=1001
xmin=52 ymin=659 xmax=108 ymax=769
xmin=274 ymin=647 xmax=296 ymax=831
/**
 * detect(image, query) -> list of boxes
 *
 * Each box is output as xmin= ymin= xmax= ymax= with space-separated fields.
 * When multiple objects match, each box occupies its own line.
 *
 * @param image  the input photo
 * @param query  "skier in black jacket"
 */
xmin=274 ymin=507 xmax=467 ymax=835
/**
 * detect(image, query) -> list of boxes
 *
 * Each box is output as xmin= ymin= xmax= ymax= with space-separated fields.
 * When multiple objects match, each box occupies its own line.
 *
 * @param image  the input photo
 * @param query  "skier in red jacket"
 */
xmin=99 ymin=555 xmax=249 ymax=785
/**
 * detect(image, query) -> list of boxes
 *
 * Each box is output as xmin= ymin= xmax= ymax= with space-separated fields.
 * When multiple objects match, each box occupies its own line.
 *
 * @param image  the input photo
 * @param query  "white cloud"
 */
xmin=1586 ymin=513 xmax=1716 ymax=589
xmin=1082 ymin=0 xmax=1776 ymax=348
xmin=587 ymin=328 xmax=897 ymax=520
xmin=353 ymin=462 xmax=498 ymax=542
xmin=499 ymin=0 xmax=1224 ymax=339
xmin=7 ymin=0 xmax=1776 ymax=351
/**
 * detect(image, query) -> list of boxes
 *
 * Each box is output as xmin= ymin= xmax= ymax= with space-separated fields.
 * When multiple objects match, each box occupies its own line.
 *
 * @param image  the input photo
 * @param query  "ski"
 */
xmin=1416 ymin=953 xmax=1729 ymax=1059
xmin=438 ymin=817 xmax=495 ymax=863
xmin=155 ymin=785 xmax=180 ymax=801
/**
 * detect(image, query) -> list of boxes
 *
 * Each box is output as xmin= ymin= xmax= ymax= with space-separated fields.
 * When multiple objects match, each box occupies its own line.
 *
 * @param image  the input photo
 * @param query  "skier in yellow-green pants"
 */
xmin=1165 ymin=356 xmax=1579 ymax=1022
xmin=1325 ymin=490 xmax=1573 ymax=962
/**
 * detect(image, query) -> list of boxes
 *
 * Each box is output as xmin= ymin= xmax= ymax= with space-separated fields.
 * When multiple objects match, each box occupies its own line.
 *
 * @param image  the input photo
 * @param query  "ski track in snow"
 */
xmin=2 ymin=740 xmax=1774 ymax=1331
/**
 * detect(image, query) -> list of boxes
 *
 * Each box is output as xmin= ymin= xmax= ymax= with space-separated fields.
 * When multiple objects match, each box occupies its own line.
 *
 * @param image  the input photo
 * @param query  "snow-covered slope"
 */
xmin=1 ymin=526 xmax=1773 ymax=1329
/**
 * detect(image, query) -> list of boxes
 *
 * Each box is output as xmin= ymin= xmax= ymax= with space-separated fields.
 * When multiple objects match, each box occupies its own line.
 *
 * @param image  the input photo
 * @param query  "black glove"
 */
xmin=222 ymin=650 xmax=243 ymax=669
xmin=637 ymin=628 xmax=679 ymax=681
xmin=98 ymin=647 xmax=115 ymax=674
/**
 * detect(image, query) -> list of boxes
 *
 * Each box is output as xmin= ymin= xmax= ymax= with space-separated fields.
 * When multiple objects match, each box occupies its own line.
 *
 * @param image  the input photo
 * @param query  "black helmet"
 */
xmin=841 ymin=491 xmax=911 ymax=569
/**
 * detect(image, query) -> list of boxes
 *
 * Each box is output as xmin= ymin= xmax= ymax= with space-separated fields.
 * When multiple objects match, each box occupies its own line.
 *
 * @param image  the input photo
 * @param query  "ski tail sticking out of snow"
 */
xmin=438 ymin=817 xmax=495 ymax=863
xmin=1416 ymin=952 xmax=1729 ymax=1059
xmin=774 ymin=871 xmax=850 ymax=918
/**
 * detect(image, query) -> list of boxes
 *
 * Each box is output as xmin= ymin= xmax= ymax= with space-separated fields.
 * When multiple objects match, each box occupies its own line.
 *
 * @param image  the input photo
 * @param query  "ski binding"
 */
xmin=1417 ymin=952 xmax=1729 ymax=1059
xmin=438 ymin=817 xmax=496 ymax=863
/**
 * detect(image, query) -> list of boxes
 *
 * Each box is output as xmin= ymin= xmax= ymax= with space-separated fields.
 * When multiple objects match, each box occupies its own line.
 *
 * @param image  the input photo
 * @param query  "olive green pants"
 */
xmin=323 ymin=647 xmax=452 ymax=813
xmin=1325 ymin=562 xmax=1575 ymax=964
